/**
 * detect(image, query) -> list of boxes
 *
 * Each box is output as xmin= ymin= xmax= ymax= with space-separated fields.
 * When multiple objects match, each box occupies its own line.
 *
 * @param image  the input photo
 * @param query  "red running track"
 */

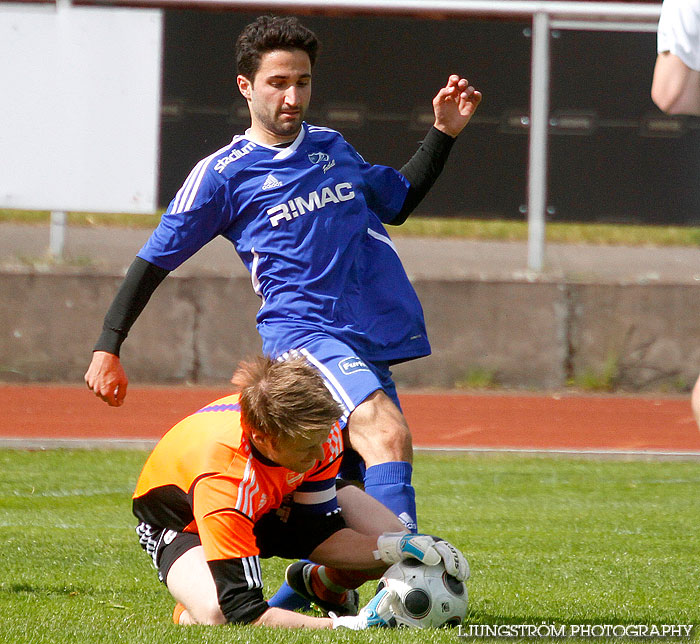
xmin=1 ymin=385 xmax=698 ymax=455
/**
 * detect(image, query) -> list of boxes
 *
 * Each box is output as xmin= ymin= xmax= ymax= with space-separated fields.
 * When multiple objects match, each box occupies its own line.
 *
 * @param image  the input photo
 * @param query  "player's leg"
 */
xmin=135 ymin=523 xmax=224 ymax=625
xmin=165 ymin=544 xmax=226 ymax=625
xmin=691 ymin=373 xmax=700 ymax=429
xmin=345 ymin=387 xmax=417 ymax=533
xmin=269 ymin=339 xmax=417 ymax=610
xmin=267 ymin=569 xmax=314 ymax=610
xmin=345 ymin=390 xmax=411 ymax=464
xmin=256 ymin=494 xmax=361 ymax=616
xmin=298 ymin=341 xmax=417 ymax=532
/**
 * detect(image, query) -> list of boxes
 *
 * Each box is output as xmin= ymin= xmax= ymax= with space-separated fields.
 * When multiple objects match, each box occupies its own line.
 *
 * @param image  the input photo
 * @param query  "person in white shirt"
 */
xmin=651 ymin=0 xmax=700 ymax=114
xmin=651 ymin=0 xmax=700 ymax=429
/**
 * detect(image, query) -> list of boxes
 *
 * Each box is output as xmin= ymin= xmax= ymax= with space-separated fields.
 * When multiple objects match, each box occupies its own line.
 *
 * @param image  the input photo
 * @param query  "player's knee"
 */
xmin=375 ymin=418 xmax=411 ymax=450
xmin=188 ymin=601 xmax=226 ymax=625
xmin=348 ymin=393 xmax=412 ymax=462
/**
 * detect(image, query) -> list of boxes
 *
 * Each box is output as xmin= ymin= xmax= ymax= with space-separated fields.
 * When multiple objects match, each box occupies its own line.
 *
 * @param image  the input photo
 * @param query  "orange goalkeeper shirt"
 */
xmin=132 ymin=394 xmax=344 ymax=623
xmin=133 ymin=394 xmax=344 ymax=563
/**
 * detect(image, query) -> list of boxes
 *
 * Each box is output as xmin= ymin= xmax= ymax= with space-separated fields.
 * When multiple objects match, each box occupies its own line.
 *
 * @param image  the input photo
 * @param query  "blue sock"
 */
xmin=364 ymin=461 xmax=417 ymax=533
xmin=268 ymin=579 xmax=311 ymax=610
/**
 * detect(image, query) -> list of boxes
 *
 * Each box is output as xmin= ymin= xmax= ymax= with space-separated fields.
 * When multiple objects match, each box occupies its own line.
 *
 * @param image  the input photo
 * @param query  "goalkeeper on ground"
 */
xmin=133 ymin=355 xmax=468 ymax=629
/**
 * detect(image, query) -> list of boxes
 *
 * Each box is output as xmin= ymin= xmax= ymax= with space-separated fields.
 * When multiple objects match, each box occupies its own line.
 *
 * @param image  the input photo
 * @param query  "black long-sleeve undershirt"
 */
xmin=394 ymin=125 xmax=456 ymax=225
xmin=93 ymin=126 xmax=457 ymax=355
xmin=94 ymin=257 xmax=169 ymax=355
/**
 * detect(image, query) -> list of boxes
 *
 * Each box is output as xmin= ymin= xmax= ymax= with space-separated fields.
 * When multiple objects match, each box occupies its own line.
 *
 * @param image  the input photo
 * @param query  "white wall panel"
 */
xmin=0 ymin=2 xmax=162 ymax=212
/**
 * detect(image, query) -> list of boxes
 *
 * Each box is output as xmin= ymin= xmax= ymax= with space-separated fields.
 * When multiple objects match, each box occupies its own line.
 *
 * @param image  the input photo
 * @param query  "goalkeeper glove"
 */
xmin=374 ymin=532 xmax=470 ymax=582
xmin=374 ymin=531 xmax=441 ymax=566
xmin=330 ymin=588 xmax=397 ymax=630
xmin=433 ymin=539 xmax=470 ymax=581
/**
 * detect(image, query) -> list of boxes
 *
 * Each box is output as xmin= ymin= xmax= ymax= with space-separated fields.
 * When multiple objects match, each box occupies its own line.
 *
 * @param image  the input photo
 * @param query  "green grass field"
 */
xmin=1 ymin=450 xmax=697 ymax=643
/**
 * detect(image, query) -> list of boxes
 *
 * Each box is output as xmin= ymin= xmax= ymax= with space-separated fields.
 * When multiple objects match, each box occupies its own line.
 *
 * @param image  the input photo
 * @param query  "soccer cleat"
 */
xmin=285 ymin=562 xmax=359 ymax=617
xmin=172 ymin=602 xmax=186 ymax=625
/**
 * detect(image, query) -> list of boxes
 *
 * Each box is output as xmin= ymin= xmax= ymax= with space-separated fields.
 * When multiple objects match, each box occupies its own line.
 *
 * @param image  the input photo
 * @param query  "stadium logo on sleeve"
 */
xmin=338 ymin=357 xmax=371 ymax=375
xmin=214 ymin=141 xmax=256 ymax=173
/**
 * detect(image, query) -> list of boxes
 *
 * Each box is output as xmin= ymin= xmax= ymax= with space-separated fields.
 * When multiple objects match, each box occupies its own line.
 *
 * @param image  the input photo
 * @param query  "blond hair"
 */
xmin=231 ymin=355 xmax=342 ymax=442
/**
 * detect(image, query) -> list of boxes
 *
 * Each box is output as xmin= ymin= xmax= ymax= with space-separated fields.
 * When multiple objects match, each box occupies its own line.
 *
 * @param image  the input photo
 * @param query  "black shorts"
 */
xmin=135 ymin=522 xmax=202 ymax=583
xmin=136 ymin=505 xmax=345 ymax=584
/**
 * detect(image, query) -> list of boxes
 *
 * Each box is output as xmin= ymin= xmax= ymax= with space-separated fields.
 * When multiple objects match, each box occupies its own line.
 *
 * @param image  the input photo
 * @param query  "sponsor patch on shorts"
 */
xmin=338 ymin=357 xmax=371 ymax=375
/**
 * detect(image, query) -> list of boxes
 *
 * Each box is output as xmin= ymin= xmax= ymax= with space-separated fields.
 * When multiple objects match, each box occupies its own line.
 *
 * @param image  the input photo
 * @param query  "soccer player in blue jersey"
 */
xmin=85 ymin=15 xmax=481 ymax=606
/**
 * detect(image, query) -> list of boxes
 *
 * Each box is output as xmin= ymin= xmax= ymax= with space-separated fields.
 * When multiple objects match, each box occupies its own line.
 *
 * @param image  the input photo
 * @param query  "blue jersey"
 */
xmin=138 ymin=123 xmax=431 ymax=364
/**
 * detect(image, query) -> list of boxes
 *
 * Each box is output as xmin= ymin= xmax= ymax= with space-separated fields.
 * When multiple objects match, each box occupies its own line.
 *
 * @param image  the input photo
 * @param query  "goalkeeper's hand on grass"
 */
xmin=330 ymin=588 xmax=397 ymax=629
xmin=374 ymin=532 xmax=470 ymax=581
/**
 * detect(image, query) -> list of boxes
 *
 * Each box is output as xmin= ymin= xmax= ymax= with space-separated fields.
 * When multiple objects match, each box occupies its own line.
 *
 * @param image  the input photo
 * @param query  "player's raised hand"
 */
xmin=432 ymin=74 xmax=482 ymax=138
xmin=85 ymin=350 xmax=128 ymax=407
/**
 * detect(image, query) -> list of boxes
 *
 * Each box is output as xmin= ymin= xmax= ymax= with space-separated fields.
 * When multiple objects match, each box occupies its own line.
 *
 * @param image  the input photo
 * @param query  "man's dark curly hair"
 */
xmin=236 ymin=15 xmax=320 ymax=81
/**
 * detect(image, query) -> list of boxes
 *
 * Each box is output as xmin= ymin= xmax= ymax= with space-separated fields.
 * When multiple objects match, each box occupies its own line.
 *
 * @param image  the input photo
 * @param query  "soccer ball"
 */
xmin=375 ymin=559 xmax=468 ymax=628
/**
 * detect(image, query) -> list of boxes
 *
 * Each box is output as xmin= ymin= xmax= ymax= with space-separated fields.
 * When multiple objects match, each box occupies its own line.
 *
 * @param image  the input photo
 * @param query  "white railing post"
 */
xmin=527 ymin=10 xmax=551 ymax=273
xmin=49 ymin=211 xmax=67 ymax=261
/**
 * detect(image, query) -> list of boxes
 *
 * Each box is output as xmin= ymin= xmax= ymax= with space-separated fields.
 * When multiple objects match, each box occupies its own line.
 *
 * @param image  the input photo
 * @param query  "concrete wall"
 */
xmin=1 ymin=271 xmax=699 ymax=391
xmin=400 ymin=280 xmax=700 ymax=392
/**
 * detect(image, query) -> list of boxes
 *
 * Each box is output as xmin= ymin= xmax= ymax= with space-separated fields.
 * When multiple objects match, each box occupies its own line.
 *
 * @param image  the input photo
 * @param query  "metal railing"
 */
xmin=70 ymin=0 xmax=663 ymax=271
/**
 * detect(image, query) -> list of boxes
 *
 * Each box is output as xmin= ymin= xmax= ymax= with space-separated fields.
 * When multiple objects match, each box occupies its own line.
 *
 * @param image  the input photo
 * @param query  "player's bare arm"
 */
xmin=432 ymin=74 xmax=482 ymax=138
xmin=309 ymin=528 xmax=391 ymax=571
xmin=651 ymin=52 xmax=700 ymax=115
xmin=174 ymin=528 xmax=465 ymax=629
xmin=691 ymin=374 xmax=700 ymax=430
xmin=85 ymin=350 xmax=128 ymax=407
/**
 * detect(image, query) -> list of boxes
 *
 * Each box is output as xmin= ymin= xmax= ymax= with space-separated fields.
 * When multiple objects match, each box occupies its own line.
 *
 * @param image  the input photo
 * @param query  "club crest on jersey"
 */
xmin=338 ymin=357 xmax=370 ymax=375
xmin=308 ymin=151 xmax=335 ymax=173
xmin=267 ymin=182 xmax=355 ymax=227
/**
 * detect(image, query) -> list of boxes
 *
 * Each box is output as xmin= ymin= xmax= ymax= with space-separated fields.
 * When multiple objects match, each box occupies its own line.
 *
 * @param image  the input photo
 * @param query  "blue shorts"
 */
xmin=277 ymin=333 xmax=401 ymax=425
xmin=277 ymin=334 xmax=401 ymax=482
